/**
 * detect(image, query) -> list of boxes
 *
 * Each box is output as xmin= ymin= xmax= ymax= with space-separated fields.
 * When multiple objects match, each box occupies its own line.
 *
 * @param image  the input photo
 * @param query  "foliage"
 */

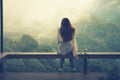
xmin=19 ymin=35 xmax=39 ymax=52
xmin=88 ymin=59 xmax=104 ymax=72
xmin=98 ymin=65 xmax=120 ymax=80
xmin=4 ymin=59 xmax=27 ymax=72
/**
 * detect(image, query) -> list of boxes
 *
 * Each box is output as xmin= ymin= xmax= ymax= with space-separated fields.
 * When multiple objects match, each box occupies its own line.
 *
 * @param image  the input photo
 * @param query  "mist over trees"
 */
xmin=3 ymin=0 xmax=120 ymax=73
xmin=3 ymin=14 xmax=120 ymax=52
xmin=3 ymin=0 xmax=120 ymax=52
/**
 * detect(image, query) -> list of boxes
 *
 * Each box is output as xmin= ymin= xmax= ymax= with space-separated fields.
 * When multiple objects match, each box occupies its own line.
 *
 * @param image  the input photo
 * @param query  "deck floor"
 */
xmin=0 ymin=72 xmax=105 ymax=80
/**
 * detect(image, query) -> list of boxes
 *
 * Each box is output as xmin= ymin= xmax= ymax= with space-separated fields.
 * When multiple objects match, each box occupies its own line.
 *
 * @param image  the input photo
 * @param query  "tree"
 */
xmin=3 ymin=38 xmax=15 ymax=52
xmin=19 ymin=34 xmax=39 ymax=52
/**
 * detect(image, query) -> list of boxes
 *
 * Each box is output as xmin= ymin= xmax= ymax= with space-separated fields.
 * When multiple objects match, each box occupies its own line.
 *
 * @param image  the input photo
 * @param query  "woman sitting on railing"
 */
xmin=57 ymin=18 xmax=78 ymax=72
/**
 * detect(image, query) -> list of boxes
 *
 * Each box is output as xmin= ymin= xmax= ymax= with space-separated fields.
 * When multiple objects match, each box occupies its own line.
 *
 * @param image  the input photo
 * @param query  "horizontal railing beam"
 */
xmin=1 ymin=52 xmax=120 ymax=59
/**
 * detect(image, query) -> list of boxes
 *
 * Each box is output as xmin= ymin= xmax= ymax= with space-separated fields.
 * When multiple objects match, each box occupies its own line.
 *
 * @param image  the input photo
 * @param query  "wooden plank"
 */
xmin=5 ymin=52 xmax=61 ymax=59
xmin=83 ymin=59 xmax=87 ymax=74
xmin=0 ymin=72 xmax=106 ymax=80
xmin=0 ymin=53 xmax=7 ymax=59
xmin=2 ymin=52 xmax=120 ymax=59
xmin=0 ymin=53 xmax=5 ymax=73
xmin=78 ymin=54 xmax=120 ymax=58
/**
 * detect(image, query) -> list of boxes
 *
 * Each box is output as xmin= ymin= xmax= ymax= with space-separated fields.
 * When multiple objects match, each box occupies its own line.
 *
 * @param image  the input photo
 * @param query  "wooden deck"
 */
xmin=0 ymin=72 xmax=105 ymax=80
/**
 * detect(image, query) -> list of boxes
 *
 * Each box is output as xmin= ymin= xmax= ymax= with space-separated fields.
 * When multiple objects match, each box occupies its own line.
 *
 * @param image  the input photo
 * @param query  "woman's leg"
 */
xmin=60 ymin=58 xmax=65 ymax=68
xmin=58 ymin=58 xmax=65 ymax=72
xmin=69 ymin=57 xmax=76 ymax=72
xmin=68 ymin=50 xmax=75 ymax=69
xmin=69 ymin=57 xmax=75 ymax=69
xmin=68 ymin=50 xmax=76 ymax=72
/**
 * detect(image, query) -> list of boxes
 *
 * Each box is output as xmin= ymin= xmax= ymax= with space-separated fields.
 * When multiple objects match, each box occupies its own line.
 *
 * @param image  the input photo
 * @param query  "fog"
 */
xmin=3 ymin=0 xmax=119 ymax=38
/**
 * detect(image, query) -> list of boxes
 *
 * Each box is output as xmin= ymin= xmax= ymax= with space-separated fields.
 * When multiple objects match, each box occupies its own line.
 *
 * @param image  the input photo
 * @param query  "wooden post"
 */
xmin=0 ymin=60 xmax=4 ymax=73
xmin=83 ymin=49 xmax=88 ymax=74
xmin=0 ymin=0 xmax=4 ymax=73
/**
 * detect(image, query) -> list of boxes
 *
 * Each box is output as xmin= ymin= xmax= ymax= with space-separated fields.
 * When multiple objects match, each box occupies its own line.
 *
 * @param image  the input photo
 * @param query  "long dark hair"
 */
xmin=60 ymin=18 xmax=75 ymax=42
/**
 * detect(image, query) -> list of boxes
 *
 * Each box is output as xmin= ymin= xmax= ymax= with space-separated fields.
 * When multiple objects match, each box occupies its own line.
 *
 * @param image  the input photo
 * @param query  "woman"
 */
xmin=57 ymin=18 xmax=78 ymax=72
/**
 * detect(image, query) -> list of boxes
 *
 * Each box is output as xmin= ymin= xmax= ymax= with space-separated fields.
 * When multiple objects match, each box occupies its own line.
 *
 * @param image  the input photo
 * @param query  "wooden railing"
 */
xmin=0 ymin=51 xmax=120 ymax=74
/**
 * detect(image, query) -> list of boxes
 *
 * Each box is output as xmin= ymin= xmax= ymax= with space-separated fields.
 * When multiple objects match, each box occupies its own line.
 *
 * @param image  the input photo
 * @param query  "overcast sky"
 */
xmin=3 ymin=0 xmax=118 ymax=38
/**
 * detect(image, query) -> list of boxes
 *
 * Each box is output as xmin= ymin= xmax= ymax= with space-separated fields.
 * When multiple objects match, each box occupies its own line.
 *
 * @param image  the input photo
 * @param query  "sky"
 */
xmin=3 ymin=0 xmax=119 ymax=38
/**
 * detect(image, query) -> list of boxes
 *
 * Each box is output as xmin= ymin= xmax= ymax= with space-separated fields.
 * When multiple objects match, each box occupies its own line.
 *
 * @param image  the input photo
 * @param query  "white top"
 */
xmin=57 ymin=28 xmax=78 ymax=57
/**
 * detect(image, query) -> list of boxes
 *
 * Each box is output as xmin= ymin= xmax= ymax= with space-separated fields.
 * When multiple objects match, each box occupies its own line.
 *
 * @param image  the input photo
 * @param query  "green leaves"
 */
xmin=19 ymin=34 xmax=39 ymax=52
xmin=3 ymin=34 xmax=56 ymax=52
